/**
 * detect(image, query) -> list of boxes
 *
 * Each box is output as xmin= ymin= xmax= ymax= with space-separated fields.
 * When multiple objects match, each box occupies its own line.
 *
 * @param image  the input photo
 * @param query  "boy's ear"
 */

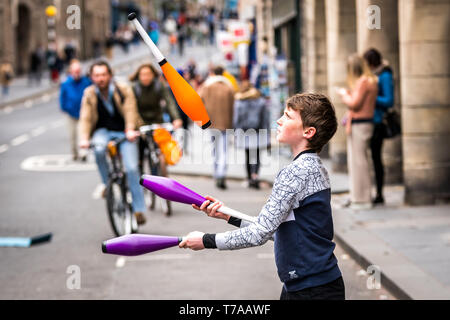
xmin=303 ymin=127 xmax=316 ymax=139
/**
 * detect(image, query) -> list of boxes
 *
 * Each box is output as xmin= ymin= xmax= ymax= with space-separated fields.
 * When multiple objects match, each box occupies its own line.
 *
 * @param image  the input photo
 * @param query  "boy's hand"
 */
xmin=192 ymin=196 xmax=230 ymax=221
xmin=179 ymin=231 xmax=205 ymax=250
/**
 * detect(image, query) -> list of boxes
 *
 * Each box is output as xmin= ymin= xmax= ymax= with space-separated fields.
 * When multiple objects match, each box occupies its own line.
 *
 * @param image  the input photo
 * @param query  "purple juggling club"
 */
xmin=102 ymin=234 xmax=181 ymax=256
xmin=139 ymin=175 xmax=257 ymax=223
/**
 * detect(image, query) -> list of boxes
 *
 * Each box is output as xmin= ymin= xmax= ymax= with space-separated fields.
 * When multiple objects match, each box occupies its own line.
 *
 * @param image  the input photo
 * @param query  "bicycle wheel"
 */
xmin=148 ymin=155 xmax=172 ymax=216
xmin=146 ymin=154 xmax=157 ymax=211
xmin=154 ymin=161 xmax=172 ymax=217
xmin=105 ymin=179 xmax=134 ymax=236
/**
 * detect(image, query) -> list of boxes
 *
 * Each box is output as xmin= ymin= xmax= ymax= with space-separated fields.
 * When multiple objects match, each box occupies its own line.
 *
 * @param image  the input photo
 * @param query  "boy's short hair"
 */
xmin=286 ymin=93 xmax=337 ymax=153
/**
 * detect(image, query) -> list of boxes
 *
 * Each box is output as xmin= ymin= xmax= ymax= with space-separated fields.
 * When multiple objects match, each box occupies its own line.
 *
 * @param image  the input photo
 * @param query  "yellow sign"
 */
xmin=45 ymin=5 xmax=57 ymax=17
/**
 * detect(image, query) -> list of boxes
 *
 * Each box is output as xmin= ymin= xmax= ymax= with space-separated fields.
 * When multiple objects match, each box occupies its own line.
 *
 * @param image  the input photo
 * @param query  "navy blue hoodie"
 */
xmin=210 ymin=150 xmax=341 ymax=291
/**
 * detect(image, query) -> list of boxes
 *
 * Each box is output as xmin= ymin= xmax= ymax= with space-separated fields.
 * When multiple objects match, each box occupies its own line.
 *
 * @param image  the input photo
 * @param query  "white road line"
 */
xmin=3 ymin=106 xmax=13 ymax=114
xmin=116 ymin=257 xmax=126 ymax=268
xmin=115 ymin=254 xmax=192 ymax=268
xmin=92 ymin=184 xmax=106 ymax=200
xmin=24 ymin=100 xmax=33 ymax=108
xmin=10 ymin=134 xmax=30 ymax=146
xmin=41 ymin=94 xmax=50 ymax=103
xmin=0 ymin=144 xmax=9 ymax=154
xmin=30 ymin=125 xmax=47 ymax=137
xmin=50 ymin=119 xmax=65 ymax=128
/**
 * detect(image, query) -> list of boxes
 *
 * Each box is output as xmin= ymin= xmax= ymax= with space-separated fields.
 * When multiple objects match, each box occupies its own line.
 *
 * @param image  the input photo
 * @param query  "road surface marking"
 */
xmin=3 ymin=106 xmax=13 ymax=114
xmin=0 ymin=144 xmax=9 ymax=154
xmin=24 ymin=100 xmax=33 ymax=108
xmin=115 ymin=254 xmax=192 ymax=268
xmin=357 ymin=269 xmax=367 ymax=276
xmin=92 ymin=184 xmax=106 ymax=200
xmin=30 ymin=125 xmax=47 ymax=137
xmin=21 ymin=154 xmax=96 ymax=172
xmin=41 ymin=94 xmax=50 ymax=102
xmin=10 ymin=134 xmax=30 ymax=146
xmin=115 ymin=257 xmax=126 ymax=268
xmin=50 ymin=119 xmax=65 ymax=128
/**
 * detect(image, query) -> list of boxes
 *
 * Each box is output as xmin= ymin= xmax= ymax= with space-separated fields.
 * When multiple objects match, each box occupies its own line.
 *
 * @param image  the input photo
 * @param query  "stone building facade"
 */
xmin=249 ymin=0 xmax=449 ymax=205
xmin=0 ymin=0 xmax=110 ymax=73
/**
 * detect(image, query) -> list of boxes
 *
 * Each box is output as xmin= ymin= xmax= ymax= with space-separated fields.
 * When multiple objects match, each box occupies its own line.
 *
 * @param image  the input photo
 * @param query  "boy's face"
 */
xmin=276 ymin=106 xmax=305 ymax=145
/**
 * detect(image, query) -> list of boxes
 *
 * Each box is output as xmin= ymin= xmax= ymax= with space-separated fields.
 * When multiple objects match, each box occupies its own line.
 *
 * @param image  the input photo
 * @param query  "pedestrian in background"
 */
xmin=105 ymin=32 xmax=115 ymax=60
xmin=177 ymin=25 xmax=186 ymax=56
xmin=28 ymin=45 xmax=45 ymax=86
xmin=46 ymin=44 xmax=64 ymax=83
xmin=148 ymin=21 xmax=160 ymax=46
xmin=233 ymin=80 xmax=270 ymax=189
xmin=338 ymin=53 xmax=378 ymax=210
xmin=198 ymin=66 xmax=234 ymax=189
xmin=59 ymin=59 xmax=92 ymax=161
xmin=63 ymin=41 xmax=77 ymax=66
xmin=169 ymin=33 xmax=177 ymax=56
xmin=0 ymin=61 xmax=14 ymax=96
xmin=364 ymin=48 xmax=395 ymax=206
xmin=207 ymin=8 xmax=216 ymax=45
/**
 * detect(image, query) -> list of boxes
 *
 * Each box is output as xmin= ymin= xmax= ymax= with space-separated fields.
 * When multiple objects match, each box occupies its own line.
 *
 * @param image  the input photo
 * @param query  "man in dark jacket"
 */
xmin=59 ymin=59 xmax=91 ymax=161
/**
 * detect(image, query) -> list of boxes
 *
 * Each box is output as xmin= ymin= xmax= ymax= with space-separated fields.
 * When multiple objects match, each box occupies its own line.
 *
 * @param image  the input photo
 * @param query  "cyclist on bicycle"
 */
xmin=78 ymin=60 xmax=147 ymax=225
xmin=129 ymin=63 xmax=183 ymax=175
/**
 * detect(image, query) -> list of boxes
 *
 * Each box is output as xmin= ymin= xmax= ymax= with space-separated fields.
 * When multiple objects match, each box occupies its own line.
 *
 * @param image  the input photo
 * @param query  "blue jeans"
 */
xmin=210 ymin=130 xmax=228 ymax=179
xmin=91 ymin=128 xmax=146 ymax=213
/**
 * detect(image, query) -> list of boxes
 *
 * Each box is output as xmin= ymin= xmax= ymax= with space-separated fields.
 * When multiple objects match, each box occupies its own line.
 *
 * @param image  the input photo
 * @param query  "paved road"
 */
xmin=0 ymin=47 xmax=396 ymax=300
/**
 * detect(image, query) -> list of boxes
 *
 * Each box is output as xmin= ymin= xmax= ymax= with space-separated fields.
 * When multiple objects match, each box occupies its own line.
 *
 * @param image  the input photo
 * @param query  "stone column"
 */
xmin=356 ymin=0 xmax=403 ymax=184
xmin=301 ymin=0 xmax=327 ymax=94
xmin=325 ymin=0 xmax=357 ymax=172
xmin=399 ymin=0 xmax=450 ymax=205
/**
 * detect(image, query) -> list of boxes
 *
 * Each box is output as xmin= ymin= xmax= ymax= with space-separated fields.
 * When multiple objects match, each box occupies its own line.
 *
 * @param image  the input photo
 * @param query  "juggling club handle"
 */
xmin=208 ymin=204 xmax=257 ymax=223
xmin=128 ymin=13 xmax=165 ymax=63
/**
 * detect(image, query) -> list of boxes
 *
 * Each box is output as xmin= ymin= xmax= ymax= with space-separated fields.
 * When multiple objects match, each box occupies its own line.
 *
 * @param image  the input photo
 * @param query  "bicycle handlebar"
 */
xmin=139 ymin=123 xmax=174 ymax=134
xmin=88 ymin=136 xmax=128 ymax=149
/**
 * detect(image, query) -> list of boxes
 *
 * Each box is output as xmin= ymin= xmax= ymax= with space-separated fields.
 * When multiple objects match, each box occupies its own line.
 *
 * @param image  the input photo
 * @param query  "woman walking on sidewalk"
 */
xmin=233 ymin=80 xmax=270 ymax=189
xmin=338 ymin=54 xmax=378 ymax=210
xmin=0 ymin=61 xmax=14 ymax=96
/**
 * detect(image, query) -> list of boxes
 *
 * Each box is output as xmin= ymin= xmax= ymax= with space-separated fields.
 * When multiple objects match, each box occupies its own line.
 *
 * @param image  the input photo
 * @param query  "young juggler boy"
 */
xmin=179 ymin=93 xmax=344 ymax=300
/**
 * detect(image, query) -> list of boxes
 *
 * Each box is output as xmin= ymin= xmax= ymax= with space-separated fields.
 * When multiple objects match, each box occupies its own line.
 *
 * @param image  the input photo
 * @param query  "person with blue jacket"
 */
xmin=363 ymin=48 xmax=395 ymax=205
xmin=59 ymin=59 xmax=92 ymax=161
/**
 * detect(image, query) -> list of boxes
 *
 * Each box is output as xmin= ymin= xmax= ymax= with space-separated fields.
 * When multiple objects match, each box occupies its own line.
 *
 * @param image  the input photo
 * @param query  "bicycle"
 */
xmin=139 ymin=123 xmax=174 ymax=216
xmin=90 ymin=137 xmax=138 ymax=237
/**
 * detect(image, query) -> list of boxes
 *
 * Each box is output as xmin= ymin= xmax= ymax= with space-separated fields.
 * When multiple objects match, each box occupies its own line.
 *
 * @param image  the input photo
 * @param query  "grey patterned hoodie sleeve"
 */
xmin=215 ymin=166 xmax=303 ymax=250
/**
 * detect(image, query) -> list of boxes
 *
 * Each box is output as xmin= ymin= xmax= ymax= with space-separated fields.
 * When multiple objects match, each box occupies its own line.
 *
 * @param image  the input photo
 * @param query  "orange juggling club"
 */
xmin=128 ymin=13 xmax=211 ymax=129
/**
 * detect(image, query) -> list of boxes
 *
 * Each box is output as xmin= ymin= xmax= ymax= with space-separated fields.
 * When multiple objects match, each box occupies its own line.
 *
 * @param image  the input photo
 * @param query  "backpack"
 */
xmin=235 ymin=98 xmax=265 ymax=131
xmin=382 ymin=109 xmax=401 ymax=139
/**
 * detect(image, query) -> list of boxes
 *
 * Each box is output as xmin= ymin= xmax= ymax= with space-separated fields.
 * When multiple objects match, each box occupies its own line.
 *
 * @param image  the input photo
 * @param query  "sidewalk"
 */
xmin=168 ymin=126 xmax=450 ymax=300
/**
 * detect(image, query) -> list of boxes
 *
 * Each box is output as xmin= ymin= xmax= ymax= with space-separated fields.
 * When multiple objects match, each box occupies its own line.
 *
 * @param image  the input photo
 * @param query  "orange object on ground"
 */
xmin=160 ymin=60 xmax=211 ymax=129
